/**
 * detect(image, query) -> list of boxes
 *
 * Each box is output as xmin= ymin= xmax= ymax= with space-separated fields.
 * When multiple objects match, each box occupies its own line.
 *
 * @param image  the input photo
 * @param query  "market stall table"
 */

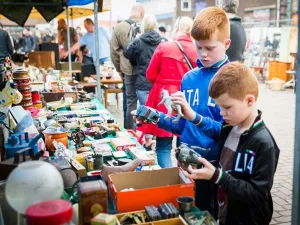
xmin=79 ymin=78 xmax=123 ymax=108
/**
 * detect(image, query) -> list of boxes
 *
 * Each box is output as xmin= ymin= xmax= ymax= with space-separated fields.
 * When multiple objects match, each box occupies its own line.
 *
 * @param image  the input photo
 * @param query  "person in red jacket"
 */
xmin=141 ymin=16 xmax=197 ymax=168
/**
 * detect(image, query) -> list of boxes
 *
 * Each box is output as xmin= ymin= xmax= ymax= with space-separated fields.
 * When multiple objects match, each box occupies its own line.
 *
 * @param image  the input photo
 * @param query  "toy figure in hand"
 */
xmin=176 ymin=143 xmax=204 ymax=171
xmin=135 ymin=105 xmax=160 ymax=126
xmin=158 ymin=89 xmax=183 ymax=123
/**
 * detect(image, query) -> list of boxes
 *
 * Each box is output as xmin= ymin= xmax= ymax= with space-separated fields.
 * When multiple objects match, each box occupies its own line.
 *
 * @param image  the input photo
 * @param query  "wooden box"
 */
xmin=28 ymin=51 xmax=55 ymax=69
xmin=41 ymin=91 xmax=78 ymax=103
xmin=268 ymin=60 xmax=291 ymax=82
xmin=78 ymin=180 xmax=108 ymax=225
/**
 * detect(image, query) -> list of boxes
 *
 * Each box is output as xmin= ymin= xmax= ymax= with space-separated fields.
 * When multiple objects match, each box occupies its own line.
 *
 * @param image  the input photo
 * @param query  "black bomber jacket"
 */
xmin=216 ymin=111 xmax=280 ymax=225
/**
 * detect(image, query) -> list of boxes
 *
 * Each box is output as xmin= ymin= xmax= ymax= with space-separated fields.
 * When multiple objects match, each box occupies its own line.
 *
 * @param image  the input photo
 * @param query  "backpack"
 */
xmin=126 ymin=19 xmax=141 ymax=42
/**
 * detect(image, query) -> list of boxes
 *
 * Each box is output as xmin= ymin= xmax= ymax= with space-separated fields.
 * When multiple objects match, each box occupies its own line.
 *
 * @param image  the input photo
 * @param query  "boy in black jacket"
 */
xmin=184 ymin=62 xmax=280 ymax=225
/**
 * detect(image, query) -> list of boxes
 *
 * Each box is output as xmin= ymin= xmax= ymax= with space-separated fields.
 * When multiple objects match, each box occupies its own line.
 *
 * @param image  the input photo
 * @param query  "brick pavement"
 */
xmin=107 ymin=83 xmax=295 ymax=224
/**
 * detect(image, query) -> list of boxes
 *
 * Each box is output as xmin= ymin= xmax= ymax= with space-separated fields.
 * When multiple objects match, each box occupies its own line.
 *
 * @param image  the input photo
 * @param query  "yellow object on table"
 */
xmin=91 ymin=213 xmax=117 ymax=225
xmin=75 ymin=154 xmax=86 ymax=166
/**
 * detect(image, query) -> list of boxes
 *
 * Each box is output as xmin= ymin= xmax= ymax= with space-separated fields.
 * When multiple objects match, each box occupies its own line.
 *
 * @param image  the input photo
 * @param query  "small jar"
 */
xmin=86 ymin=155 xmax=94 ymax=172
xmin=26 ymin=199 xmax=74 ymax=225
xmin=107 ymin=119 xmax=114 ymax=129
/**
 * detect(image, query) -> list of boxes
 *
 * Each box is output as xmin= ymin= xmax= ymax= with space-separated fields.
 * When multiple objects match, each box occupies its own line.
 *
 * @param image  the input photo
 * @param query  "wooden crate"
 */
xmin=28 ymin=51 xmax=55 ymax=69
xmin=268 ymin=60 xmax=291 ymax=82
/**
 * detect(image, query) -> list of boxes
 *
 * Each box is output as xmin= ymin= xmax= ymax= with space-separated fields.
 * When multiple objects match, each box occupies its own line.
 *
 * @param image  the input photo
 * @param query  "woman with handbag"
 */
xmin=140 ymin=17 xmax=197 ymax=168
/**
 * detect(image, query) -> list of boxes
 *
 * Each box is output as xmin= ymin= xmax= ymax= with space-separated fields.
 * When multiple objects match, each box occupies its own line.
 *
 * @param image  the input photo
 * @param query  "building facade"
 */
xmin=175 ymin=0 xmax=298 ymax=25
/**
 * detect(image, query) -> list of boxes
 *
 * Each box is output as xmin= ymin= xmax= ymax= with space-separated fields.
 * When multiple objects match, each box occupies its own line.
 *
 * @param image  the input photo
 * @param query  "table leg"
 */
xmin=104 ymin=90 xmax=108 ymax=108
xmin=116 ymin=93 xmax=119 ymax=108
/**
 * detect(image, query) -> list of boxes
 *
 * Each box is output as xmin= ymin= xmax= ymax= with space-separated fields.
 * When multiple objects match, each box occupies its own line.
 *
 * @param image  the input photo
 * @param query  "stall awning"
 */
xmin=0 ymin=0 xmax=111 ymax=26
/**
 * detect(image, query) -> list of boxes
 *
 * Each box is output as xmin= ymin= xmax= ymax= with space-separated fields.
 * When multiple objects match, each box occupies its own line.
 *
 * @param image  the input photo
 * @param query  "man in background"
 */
xmin=158 ymin=26 xmax=168 ymax=42
xmin=42 ymin=28 xmax=54 ymax=43
xmin=221 ymin=0 xmax=246 ymax=62
xmin=110 ymin=3 xmax=144 ymax=130
xmin=76 ymin=26 xmax=83 ymax=39
xmin=31 ymin=29 xmax=40 ymax=51
xmin=57 ymin=18 xmax=79 ymax=61
xmin=19 ymin=27 xmax=35 ymax=53
xmin=79 ymin=18 xmax=111 ymax=65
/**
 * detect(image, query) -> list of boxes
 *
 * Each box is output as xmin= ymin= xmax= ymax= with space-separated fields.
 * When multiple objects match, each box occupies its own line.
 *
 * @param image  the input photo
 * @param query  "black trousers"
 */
xmin=194 ymin=179 xmax=218 ymax=218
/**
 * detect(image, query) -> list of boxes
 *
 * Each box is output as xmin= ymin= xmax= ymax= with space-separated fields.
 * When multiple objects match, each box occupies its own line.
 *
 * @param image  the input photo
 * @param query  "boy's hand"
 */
xmin=170 ymin=92 xmax=196 ymax=121
xmin=183 ymin=158 xmax=216 ymax=180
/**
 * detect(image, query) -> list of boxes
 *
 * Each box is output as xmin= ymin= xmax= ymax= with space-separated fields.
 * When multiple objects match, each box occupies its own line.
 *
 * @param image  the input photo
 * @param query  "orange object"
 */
xmin=51 ymin=81 xmax=59 ymax=92
xmin=108 ymin=167 xmax=195 ymax=212
xmin=43 ymin=131 xmax=68 ymax=152
xmin=268 ymin=60 xmax=291 ymax=82
xmin=33 ymin=101 xmax=43 ymax=109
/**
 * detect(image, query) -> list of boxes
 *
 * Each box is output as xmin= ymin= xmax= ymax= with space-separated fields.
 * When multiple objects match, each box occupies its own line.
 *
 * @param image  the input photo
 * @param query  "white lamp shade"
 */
xmin=5 ymin=161 xmax=64 ymax=214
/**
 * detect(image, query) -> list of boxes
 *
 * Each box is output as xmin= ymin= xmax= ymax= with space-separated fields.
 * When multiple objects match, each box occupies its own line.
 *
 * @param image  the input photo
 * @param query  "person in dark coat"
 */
xmin=43 ymin=28 xmax=54 ymax=43
xmin=141 ymin=16 xmax=197 ymax=168
xmin=0 ymin=28 xmax=13 ymax=63
xmin=19 ymin=27 xmax=35 ymax=53
xmin=124 ymin=13 xmax=162 ymax=149
xmin=124 ymin=13 xmax=162 ymax=105
xmin=222 ymin=0 xmax=246 ymax=62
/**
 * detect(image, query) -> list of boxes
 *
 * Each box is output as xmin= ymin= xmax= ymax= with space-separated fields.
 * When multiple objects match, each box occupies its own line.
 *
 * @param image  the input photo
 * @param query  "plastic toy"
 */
xmin=176 ymin=143 xmax=203 ymax=170
xmin=158 ymin=89 xmax=183 ymax=123
xmin=135 ymin=105 xmax=160 ymax=125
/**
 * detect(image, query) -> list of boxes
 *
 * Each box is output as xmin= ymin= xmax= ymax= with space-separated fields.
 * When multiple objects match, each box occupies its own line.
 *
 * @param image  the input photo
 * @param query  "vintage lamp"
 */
xmin=5 ymin=161 xmax=64 ymax=224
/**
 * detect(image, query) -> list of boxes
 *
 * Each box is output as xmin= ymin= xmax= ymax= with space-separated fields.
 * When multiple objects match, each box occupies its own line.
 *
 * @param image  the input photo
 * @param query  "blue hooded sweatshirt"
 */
xmin=157 ymin=56 xmax=229 ymax=161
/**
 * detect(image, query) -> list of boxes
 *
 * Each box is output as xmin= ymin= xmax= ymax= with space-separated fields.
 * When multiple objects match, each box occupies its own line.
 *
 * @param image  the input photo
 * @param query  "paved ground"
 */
xmin=107 ymin=83 xmax=295 ymax=224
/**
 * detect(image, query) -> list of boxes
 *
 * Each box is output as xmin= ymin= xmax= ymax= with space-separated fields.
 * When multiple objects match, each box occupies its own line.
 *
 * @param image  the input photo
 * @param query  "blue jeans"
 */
xmin=136 ymin=89 xmax=150 ymax=106
xmin=156 ymin=137 xmax=173 ymax=168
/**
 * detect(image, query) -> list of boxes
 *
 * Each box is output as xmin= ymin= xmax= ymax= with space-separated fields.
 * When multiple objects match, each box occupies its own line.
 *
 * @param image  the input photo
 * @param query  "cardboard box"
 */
xmin=108 ymin=168 xmax=194 ymax=212
xmin=110 ymin=137 xmax=136 ymax=151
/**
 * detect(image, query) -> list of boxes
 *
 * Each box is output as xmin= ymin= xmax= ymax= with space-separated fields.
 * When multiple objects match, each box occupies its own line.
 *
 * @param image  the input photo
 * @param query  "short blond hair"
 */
xmin=191 ymin=7 xmax=229 ymax=41
xmin=209 ymin=62 xmax=259 ymax=101
xmin=175 ymin=16 xmax=193 ymax=34
xmin=141 ymin=13 xmax=158 ymax=33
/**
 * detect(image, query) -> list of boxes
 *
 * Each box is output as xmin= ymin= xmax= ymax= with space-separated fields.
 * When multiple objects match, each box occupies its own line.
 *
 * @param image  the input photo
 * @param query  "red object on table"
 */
xmin=31 ymin=91 xmax=41 ymax=103
xmin=126 ymin=129 xmax=144 ymax=145
xmin=26 ymin=199 xmax=73 ymax=225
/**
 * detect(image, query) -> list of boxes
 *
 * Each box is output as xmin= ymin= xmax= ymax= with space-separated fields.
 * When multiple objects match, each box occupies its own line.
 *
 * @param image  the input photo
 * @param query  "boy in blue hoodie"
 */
xmin=134 ymin=7 xmax=231 ymax=215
